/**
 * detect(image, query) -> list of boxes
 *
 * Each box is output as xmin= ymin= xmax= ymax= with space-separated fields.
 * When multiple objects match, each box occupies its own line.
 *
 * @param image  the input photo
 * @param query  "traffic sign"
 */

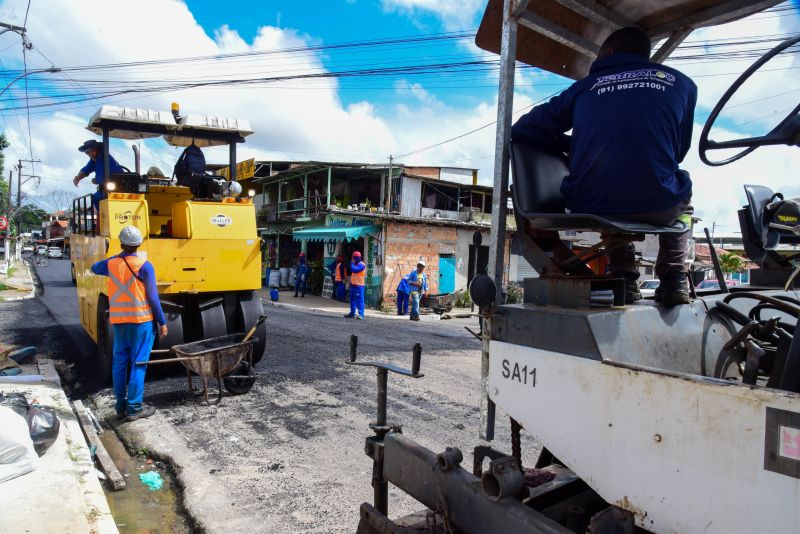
xmin=0 ymin=216 xmax=8 ymax=231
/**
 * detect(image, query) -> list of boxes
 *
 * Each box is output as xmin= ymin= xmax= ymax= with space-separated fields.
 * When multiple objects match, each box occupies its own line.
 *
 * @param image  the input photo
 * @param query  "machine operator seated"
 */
xmin=512 ymin=27 xmax=697 ymax=306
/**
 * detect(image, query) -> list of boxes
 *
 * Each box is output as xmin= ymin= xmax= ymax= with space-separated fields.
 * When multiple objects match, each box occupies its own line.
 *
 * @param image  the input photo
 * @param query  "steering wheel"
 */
xmin=699 ymin=34 xmax=800 ymax=166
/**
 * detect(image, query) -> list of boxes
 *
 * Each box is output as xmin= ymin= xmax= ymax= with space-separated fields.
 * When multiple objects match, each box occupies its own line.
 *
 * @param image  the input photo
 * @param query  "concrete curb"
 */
xmin=261 ymin=298 xmax=445 ymax=321
xmin=1 ymin=260 xmax=37 ymax=301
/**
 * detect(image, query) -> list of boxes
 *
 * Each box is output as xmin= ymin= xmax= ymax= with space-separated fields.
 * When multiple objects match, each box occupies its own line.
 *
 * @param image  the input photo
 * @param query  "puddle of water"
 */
xmin=99 ymin=430 xmax=192 ymax=533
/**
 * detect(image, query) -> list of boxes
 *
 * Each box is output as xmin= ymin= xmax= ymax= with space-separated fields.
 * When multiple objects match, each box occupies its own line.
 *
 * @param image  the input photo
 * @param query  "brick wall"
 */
xmin=382 ymin=221 xmax=457 ymax=301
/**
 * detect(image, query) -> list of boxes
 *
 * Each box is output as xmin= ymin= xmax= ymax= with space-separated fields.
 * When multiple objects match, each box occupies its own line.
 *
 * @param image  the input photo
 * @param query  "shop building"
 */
xmin=248 ymin=160 xmax=511 ymax=309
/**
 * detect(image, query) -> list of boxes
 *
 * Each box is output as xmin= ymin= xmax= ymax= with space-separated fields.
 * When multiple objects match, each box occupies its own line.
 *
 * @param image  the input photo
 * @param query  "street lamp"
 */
xmin=0 ymin=66 xmax=61 ymax=97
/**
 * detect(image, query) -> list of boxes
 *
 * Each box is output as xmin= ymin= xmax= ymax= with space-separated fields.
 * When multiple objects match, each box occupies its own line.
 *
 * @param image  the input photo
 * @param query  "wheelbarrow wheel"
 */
xmin=223 ymin=361 xmax=257 ymax=395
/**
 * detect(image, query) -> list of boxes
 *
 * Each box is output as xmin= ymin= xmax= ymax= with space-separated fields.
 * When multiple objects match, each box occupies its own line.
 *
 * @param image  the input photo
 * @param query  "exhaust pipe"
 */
xmin=132 ymin=145 xmax=141 ymax=175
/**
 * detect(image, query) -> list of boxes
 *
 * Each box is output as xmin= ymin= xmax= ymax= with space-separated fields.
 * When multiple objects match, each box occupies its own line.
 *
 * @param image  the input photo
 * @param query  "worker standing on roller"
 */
xmin=73 ymin=139 xmax=124 ymax=212
xmin=91 ymin=226 xmax=167 ymax=422
xmin=344 ymin=251 xmax=366 ymax=320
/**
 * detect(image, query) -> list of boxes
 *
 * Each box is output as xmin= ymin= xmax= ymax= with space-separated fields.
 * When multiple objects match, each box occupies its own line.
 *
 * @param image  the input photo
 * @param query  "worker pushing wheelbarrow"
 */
xmin=142 ymin=316 xmax=266 ymax=405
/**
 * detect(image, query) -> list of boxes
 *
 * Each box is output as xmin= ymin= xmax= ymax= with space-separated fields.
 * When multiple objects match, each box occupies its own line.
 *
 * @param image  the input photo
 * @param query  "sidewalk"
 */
xmin=0 ymin=259 xmax=36 ymax=301
xmin=0 ymin=359 xmax=118 ymax=533
xmin=258 ymin=288 xmax=475 ymax=321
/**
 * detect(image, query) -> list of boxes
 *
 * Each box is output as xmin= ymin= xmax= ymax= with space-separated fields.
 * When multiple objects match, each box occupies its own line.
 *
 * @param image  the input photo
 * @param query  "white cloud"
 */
xmin=380 ymin=0 xmax=484 ymax=30
xmin=0 ymin=0 xmax=796 ymax=238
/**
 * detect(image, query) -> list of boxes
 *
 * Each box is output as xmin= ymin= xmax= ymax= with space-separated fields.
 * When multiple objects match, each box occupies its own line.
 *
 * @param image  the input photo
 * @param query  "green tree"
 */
xmin=17 ymin=204 xmax=48 ymax=231
xmin=719 ymin=251 xmax=744 ymax=276
xmin=0 ymin=133 xmax=10 ymax=214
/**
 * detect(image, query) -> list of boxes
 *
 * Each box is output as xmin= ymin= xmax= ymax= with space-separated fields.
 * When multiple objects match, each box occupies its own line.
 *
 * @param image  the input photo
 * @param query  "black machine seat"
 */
xmin=510 ymin=140 xmax=687 ymax=234
xmin=743 ymin=184 xmax=800 ymax=248
xmin=740 ymin=184 xmax=800 ymax=270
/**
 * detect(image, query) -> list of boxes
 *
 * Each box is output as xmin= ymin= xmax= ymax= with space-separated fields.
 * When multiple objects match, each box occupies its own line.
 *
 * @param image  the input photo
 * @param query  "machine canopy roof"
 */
xmin=476 ymin=0 xmax=781 ymax=80
xmin=86 ymin=105 xmax=254 ymax=147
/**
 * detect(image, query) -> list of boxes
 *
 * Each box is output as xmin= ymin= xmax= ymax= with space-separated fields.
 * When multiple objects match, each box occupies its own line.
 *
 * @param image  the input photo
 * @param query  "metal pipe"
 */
xmin=229 ymin=142 xmax=237 ymax=181
xmin=412 ymin=343 xmax=421 ymax=375
xmin=132 ymin=145 xmax=141 ymax=175
xmin=704 ymin=227 xmax=729 ymax=293
xmin=481 ymin=0 xmax=518 ymax=442
xmin=350 ymin=334 xmax=358 ymax=362
xmin=102 ymin=127 xmax=110 ymax=189
xmin=376 ymin=368 xmax=387 ymax=427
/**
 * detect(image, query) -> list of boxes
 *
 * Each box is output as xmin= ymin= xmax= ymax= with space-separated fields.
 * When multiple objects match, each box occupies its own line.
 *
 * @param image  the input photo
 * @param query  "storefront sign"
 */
xmin=327 ymin=214 xmax=374 ymax=228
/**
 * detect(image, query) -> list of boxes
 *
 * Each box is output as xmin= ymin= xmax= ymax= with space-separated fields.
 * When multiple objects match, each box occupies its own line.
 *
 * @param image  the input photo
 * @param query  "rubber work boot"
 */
xmin=657 ymin=270 xmax=691 ymax=306
xmin=125 ymin=404 xmax=156 ymax=422
xmin=620 ymin=272 xmax=641 ymax=304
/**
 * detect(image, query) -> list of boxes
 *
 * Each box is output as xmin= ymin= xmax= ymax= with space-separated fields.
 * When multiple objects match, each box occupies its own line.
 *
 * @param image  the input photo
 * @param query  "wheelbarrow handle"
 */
xmin=242 ymin=315 xmax=267 ymax=343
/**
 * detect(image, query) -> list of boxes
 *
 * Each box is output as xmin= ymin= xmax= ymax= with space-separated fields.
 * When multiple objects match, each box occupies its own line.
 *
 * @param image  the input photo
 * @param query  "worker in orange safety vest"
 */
xmin=343 ymin=251 xmax=366 ymax=319
xmin=91 ymin=226 xmax=167 ymax=422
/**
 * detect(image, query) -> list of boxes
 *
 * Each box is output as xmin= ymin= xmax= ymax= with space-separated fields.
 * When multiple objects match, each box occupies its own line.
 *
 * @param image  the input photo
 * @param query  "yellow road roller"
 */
xmin=70 ymin=105 xmax=266 ymax=379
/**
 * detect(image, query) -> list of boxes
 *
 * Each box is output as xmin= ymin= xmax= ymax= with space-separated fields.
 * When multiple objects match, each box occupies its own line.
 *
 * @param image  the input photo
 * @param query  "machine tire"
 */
xmin=702 ymin=310 xmax=743 ymax=381
xmin=96 ymin=297 xmax=114 ymax=383
xmin=237 ymin=290 xmax=266 ymax=364
xmin=70 ymin=263 xmax=76 ymax=285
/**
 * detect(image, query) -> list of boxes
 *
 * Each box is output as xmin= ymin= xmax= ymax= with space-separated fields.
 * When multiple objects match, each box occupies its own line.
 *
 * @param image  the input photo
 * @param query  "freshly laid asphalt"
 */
xmin=27 ymin=258 xmax=540 ymax=533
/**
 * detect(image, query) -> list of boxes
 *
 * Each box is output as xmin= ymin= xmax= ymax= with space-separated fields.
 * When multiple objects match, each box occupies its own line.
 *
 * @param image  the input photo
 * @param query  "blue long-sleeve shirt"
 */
xmin=80 ymin=154 xmax=123 ymax=186
xmin=91 ymin=252 xmax=166 ymax=326
xmin=512 ymin=53 xmax=696 ymax=214
xmin=350 ymin=261 xmax=366 ymax=274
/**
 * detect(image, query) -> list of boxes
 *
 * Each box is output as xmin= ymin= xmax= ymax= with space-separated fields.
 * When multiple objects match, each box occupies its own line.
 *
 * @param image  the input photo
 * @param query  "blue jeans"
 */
xmin=112 ymin=322 xmax=155 ymax=415
xmin=410 ymin=292 xmax=421 ymax=318
xmin=349 ymin=285 xmax=365 ymax=317
xmin=396 ymin=291 xmax=409 ymax=314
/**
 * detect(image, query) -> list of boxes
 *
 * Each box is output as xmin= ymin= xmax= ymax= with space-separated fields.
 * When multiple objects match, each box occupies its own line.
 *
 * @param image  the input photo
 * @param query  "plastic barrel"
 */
xmin=270 ymin=288 xmax=279 ymax=301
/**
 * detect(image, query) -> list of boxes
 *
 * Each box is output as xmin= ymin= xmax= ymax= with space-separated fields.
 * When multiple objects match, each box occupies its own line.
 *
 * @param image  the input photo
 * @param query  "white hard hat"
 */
xmin=119 ymin=226 xmax=143 ymax=247
xmin=228 ymin=181 xmax=243 ymax=197
xmin=417 ymin=260 xmax=426 ymax=267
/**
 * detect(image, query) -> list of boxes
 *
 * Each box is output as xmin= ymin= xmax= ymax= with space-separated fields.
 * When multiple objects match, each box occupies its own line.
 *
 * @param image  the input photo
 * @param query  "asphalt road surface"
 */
xmin=31 ymin=258 xmax=540 ymax=533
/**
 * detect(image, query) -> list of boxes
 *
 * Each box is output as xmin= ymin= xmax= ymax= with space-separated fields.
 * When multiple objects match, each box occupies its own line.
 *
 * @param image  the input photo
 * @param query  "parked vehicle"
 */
xmin=696 ymin=279 xmax=741 ymax=290
xmin=47 ymin=247 xmax=63 ymax=259
xmin=22 ymin=245 xmax=34 ymax=254
xmin=36 ymin=245 xmax=47 ymax=255
xmin=638 ymin=279 xmax=660 ymax=297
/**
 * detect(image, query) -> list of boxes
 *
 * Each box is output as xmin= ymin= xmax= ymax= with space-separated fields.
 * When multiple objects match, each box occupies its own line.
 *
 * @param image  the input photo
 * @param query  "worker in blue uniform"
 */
xmin=396 ymin=272 xmax=410 ymax=315
xmin=408 ymin=261 xmax=428 ymax=321
xmin=344 ymin=251 xmax=366 ymax=320
xmin=91 ymin=226 xmax=167 ymax=422
xmin=73 ymin=139 xmax=124 ymax=212
xmin=293 ymin=252 xmax=310 ymax=297
xmin=512 ymin=27 xmax=696 ymax=306
xmin=330 ymin=255 xmax=347 ymax=301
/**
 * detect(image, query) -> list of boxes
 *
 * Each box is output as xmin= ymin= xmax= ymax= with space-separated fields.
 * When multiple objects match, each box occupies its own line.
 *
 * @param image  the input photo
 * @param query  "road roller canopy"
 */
xmin=476 ymin=0 xmax=782 ymax=80
xmin=86 ymin=105 xmax=254 ymax=146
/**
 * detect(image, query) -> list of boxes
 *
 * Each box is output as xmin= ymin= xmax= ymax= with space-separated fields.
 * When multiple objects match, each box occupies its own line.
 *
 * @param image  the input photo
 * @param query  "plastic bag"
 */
xmin=0 ymin=393 xmax=60 ymax=456
xmin=27 ymin=405 xmax=60 ymax=456
xmin=139 ymin=471 xmax=164 ymax=491
xmin=0 ymin=406 xmax=38 ymax=483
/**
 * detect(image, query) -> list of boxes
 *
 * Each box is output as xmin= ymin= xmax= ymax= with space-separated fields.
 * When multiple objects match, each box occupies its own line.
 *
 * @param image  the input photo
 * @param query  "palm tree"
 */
xmin=718 ymin=251 xmax=744 ymax=279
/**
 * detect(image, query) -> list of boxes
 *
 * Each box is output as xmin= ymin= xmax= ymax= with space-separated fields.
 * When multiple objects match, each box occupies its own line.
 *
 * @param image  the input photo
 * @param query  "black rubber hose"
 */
xmin=723 ymin=292 xmax=800 ymax=318
xmin=779 ymin=319 xmax=800 ymax=393
xmin=714 ymin=301 xmax=751 ymax=326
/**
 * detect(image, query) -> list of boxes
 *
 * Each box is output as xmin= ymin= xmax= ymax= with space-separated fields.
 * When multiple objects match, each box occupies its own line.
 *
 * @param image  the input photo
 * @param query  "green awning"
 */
xmin=292 ymin=225 xmax=380 ymax=243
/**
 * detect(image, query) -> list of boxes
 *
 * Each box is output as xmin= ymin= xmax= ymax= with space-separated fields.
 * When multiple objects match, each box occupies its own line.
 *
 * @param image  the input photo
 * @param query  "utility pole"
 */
xmin=385 ymin=155 xmax=393 ymax=212
xmin=15 ymin=158 xmax=40 ymax=240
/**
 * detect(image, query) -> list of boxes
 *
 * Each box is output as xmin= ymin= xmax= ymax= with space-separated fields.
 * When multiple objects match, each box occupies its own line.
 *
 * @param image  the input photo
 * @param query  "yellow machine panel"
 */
xmin=100 ymin=195 xmax=150 ymax=238
xmin=171 ymin=200 xmax=257 ymax=240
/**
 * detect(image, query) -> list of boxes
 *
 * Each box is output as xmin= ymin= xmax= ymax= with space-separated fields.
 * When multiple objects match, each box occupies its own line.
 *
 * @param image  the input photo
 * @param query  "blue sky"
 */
xmin=0 ymin=0 xmax=798 ymax=229
xmin=185 ymin=0 xmax=494 ymax=111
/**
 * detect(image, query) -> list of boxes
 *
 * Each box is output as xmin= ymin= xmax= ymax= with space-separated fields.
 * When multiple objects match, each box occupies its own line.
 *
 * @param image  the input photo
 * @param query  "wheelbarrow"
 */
xmin=140 ymin=316 xmax=266 ymax=405
xmin=419 ymin=292 xmax=456 ymax=315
